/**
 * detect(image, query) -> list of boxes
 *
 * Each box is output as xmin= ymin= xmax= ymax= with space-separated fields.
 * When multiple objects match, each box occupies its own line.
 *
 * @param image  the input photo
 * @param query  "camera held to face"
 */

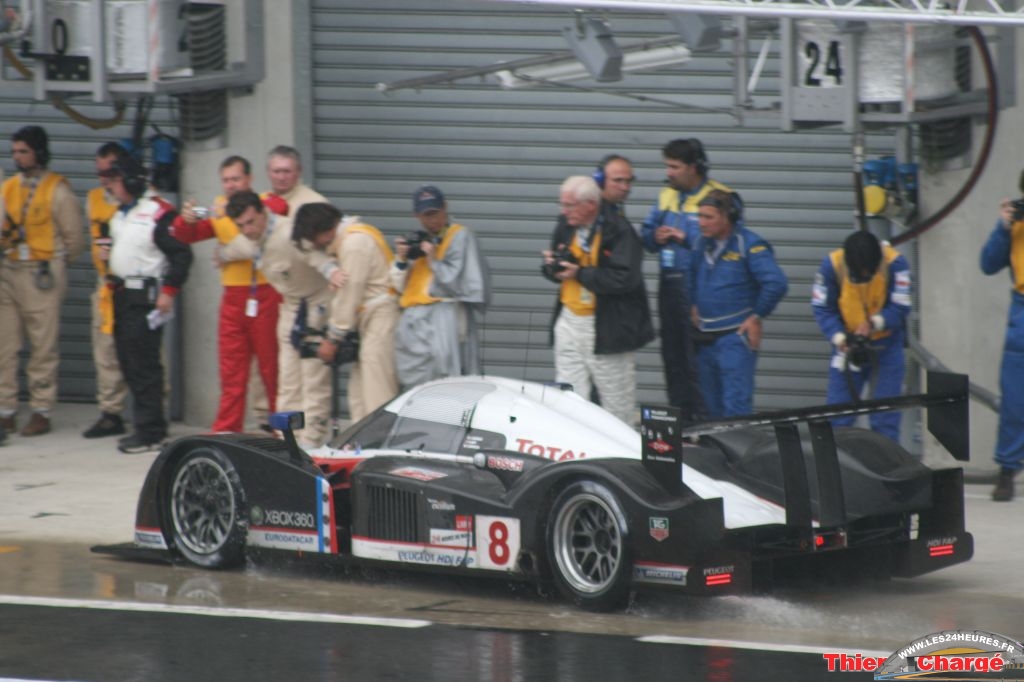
xmin=541 ymin=247 xmax=578 ymax=279
xmin=1011 ymin=198 xmax=1024 ymax=223
xmin=403 ymin=230 xmax=432 ymax=260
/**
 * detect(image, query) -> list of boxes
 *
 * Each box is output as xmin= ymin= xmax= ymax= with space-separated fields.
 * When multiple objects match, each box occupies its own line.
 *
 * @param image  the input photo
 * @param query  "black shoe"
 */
xmin=117 ymin=432 xmax=166 ymax=454
xmin=992 ymin=468 xmax=1017 ymax=502
xmin=83 ymin=413 xmax=126 ymax=439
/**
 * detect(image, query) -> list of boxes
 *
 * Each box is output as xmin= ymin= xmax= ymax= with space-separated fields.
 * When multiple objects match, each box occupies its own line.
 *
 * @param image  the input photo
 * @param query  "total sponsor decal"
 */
xmin=135 ymin=527 xmax=168 ymax=550
xmin=820 ymin=629 xmax=1024 ymax=679
xmin=514 ymin=438 xmax=586 ymax=461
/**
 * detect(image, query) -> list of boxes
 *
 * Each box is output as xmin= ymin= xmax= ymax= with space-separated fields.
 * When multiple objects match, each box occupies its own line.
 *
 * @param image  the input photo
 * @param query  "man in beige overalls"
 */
xmin=293 ymin=202 xmax=400 ymax=421
xmin=0 ymin=126 xmax=84 ymax=436
xmin=224 ymin=190 xmax=334 ymax=448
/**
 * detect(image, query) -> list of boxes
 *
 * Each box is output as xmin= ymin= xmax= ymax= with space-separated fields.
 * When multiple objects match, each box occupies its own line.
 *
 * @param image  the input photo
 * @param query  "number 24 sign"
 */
xmin=800 ymin=39 xmax=844 ymax=88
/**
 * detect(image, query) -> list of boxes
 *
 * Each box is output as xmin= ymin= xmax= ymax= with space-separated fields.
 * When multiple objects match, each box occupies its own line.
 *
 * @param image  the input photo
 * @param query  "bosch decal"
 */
xmin=486 ymin=455 xmax=524 ymax=472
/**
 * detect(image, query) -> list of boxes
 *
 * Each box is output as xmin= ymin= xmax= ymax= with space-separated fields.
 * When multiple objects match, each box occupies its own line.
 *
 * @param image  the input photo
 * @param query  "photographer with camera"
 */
xmin=980 ymin=190 xmax=1024 ymax=500
xmin=812 ymin=229 xmax=910 ymax=441
xmin=292 ymin=202 xmax=400 ymax=421
xmin=542 ymin=175 xmax=653 ymax=426
xmin=390 ymin=185 xmax=490 ymax=389
xmin=223 ymin=191 xmax=332 ymax=449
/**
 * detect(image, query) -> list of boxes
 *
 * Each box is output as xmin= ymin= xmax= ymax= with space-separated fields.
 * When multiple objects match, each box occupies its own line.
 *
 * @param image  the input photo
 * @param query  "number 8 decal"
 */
xmin=477 ymin=515 xmax=521 ymax=571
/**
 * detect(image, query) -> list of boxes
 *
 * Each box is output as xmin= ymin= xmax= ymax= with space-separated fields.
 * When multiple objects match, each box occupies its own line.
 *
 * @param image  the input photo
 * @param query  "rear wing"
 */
xmin=640 ymin=371 xmax=968 ymax=526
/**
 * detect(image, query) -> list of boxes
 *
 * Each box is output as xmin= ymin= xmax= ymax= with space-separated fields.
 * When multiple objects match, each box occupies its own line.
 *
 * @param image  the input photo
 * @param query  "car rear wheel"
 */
xmin=168 ymin=447 xmax=246 ymax=569
xmin=547 ymin=480 xmax=631 ymax=611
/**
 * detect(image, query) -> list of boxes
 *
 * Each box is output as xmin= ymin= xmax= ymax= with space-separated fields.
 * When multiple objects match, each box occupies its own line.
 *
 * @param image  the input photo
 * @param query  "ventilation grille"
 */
xmin=366 ymin=485 xmax=419 ymax=543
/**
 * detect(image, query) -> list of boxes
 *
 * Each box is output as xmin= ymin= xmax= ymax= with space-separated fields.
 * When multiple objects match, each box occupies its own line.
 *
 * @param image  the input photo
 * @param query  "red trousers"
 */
xmin=212 ymin=284 xmax=281 ymax=432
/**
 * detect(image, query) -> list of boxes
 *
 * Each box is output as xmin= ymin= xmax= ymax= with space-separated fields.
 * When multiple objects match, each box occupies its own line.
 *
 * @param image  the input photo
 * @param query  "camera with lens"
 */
xmin=541 ymin=247 xmax=578 ymax=279
xmin=297 ymin=329 xmax=360 ymax=366
xmin=1011 ymin=198 xmax=1024 ymax=222
xmin=402 ymin=230 xmax=432 ymax=260
xmin=846 ymin=333 xmax=874 ymax=368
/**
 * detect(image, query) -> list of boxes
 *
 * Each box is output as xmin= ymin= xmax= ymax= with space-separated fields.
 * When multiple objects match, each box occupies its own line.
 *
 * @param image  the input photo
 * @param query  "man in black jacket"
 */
xmin=542 ymin=175 xmax=654 ymax=425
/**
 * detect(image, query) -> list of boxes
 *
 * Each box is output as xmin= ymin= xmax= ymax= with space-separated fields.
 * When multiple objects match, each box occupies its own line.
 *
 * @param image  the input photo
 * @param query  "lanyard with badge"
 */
xmin=247 ymin=213 xmax=273 ymax=317
xmin=16 ymin=176 xmax=39 ymax=261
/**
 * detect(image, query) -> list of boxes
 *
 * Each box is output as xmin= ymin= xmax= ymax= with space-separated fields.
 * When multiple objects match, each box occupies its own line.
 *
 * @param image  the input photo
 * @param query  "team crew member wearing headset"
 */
xmin=811 ymin=230 xmax=911 ymax=441
xmin=543 ymin=175 xmax=653 ymax=426
xmin=391 ymin=185 xmax=490 ymax=389
xmin=292 ymin=202 xmax=401 ymax=421
xmin=640 ymin=138 xmax=732 ymax=424
xmin=102 ymin=156 xmax=192 ymax=453
xmin=225 ymin=191 xmax=333 ymax=448
xmin=981 ymin=197 xmax=1024 ymax=501
xmin=690 ymin=190 xmax=788 ymax=418
xmin=0 ymin=126 xmax=84 ymax=437
xmin=81 ymin=142 xmax=132 ymax=439
xmin=174 ymin=156 xmax=288 ymax=433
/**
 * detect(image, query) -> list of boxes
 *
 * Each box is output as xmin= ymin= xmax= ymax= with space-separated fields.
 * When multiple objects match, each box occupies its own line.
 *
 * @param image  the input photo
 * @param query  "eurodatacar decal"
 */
xmin=820 ymin=629 xmax=1024 ymax=679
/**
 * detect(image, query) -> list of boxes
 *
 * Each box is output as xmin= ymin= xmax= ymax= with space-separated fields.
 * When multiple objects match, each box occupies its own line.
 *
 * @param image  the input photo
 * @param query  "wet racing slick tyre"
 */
xmin=547 ymin=480 xmax=631 ymax=611
xmin=167 ymin=447 xmax=247 ymax=569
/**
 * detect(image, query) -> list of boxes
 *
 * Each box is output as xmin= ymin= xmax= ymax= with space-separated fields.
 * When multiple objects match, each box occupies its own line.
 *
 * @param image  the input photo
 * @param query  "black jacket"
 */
xmin=544 ymin=203 xmax=654 ymax=354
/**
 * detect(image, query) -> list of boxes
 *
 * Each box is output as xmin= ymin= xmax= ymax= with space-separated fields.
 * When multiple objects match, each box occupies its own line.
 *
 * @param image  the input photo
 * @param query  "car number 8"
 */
xmin=477 ymin=516 xmax=520 ymax=571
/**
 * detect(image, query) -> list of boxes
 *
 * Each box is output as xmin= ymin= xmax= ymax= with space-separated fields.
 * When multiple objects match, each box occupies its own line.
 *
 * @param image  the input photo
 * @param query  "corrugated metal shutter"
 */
xmin=309 ymin=0 xmax=894 ymax=413
xmin=0 ymin=85 xmax=176 ymax=402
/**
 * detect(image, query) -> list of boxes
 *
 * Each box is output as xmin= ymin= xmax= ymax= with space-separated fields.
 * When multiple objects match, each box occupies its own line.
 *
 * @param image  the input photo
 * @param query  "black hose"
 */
xmin=891 ymin=26 xmax=998 ymax=246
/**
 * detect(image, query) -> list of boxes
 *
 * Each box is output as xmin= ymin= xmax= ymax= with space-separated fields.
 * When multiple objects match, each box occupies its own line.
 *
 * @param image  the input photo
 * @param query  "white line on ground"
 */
xmin=636 ymin=634 xmax=891 ymax=658
xmin=0 ymin=594 xmax=432 ymax=629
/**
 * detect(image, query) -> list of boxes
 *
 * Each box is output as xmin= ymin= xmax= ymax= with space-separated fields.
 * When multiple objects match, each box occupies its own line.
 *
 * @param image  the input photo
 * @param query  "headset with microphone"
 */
xmin=592 ymin=154 xmax=629 ymax=189
xmin=109 ymin=155 xmax=149 ymax=198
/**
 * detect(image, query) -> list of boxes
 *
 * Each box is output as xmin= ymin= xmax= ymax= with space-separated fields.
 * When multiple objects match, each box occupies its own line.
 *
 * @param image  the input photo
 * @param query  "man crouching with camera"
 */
xmin=541 ymin=175 xmax=653 ymax=426
xmin=811 ymin=229 xmax=911 ymax=441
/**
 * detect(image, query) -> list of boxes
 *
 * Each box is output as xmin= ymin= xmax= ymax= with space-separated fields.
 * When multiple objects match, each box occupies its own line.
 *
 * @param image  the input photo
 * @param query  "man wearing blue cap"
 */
xmin=391 ymin=185 xmax=490 ymax=388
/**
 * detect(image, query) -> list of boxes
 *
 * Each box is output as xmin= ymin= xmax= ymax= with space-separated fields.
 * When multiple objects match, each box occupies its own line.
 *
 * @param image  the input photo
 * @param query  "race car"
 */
xmin=94 ymin=371 xmax=973 ymax=611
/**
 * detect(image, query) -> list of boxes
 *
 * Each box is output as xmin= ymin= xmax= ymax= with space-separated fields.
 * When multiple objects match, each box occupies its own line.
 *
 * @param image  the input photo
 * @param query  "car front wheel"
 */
xmin=168 ymin=447 xmax=246 ymax=569
xmin=547 ymin=480 xmax=631 ymax=611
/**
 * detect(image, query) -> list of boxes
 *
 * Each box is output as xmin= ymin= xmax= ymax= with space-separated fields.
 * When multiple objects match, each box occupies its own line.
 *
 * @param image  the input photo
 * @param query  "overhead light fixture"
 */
xmin=563 ymin=17 xmax=623 ymax=82
xmin=668 ymin=13 xmax=725 ymax=52
xmin=494 ymin=43 xmax=692 ymax=89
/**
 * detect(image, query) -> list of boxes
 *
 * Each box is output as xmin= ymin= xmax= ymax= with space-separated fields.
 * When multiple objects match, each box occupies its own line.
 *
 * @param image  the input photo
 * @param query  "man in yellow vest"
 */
xmin=226 ymin=191 xmax=333 ymax=448
xmin=811 ymin=229 xmax=911 ymax=440
xmin=0 ymin=126 xmax=85 ymax=436
xmin=390 ymin=186 xmax=490 ymax=389
xmin=174 ymin=156 xmax=287 ymax=433
xmin=542 ymin=175 xmax=653 ymax=425
xmin=81 ymin=142 xmax=131 ymax=439
xmin=292 ymin=202 xmax=400 ymax=421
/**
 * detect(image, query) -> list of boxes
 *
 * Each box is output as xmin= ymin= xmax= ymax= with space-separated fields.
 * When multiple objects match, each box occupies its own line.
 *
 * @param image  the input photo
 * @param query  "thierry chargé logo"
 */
xmin=823 ymin=629 xmax=1024 ymax=679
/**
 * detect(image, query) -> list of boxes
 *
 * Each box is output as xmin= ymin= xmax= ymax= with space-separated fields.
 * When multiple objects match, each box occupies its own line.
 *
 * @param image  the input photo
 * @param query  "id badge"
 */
xmin=580 ymin=289 xmax=593 ymax=305
xmin=18 ymin=243 xmax=30 ymax=261
xmin=245 ymin=298 xmax=258 ymax=318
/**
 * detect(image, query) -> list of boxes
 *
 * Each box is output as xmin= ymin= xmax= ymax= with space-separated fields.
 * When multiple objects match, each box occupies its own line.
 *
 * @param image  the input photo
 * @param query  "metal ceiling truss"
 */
xmin=483 ymin=0 xmax=1024 ymax=27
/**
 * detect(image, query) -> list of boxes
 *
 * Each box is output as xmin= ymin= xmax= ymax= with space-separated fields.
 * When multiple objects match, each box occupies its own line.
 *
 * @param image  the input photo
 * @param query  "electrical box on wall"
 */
xmin=8 ymin=0 xmax=263 ymax=103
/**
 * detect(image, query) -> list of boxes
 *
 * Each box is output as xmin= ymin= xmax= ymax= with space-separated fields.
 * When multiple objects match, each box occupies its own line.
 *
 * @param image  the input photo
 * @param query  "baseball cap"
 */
xmin=413 ymin=185 xmax=445 ymax=213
